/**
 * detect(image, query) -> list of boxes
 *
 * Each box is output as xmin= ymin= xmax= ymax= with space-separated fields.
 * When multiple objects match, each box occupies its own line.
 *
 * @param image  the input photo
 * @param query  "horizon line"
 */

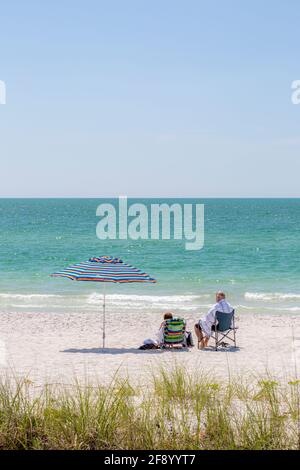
xmin=0 ymin=196 xmax=299 ymax=200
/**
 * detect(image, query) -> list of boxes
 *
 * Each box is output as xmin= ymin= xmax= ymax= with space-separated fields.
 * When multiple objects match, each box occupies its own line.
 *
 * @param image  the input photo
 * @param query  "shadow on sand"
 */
xmin=62 ymin=347 xmax=190 ymax=355
xmin=200 ymin=345 xmax=241 ymax=353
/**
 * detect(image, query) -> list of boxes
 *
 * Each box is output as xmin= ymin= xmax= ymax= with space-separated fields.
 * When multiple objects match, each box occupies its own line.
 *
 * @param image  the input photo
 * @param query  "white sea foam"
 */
xmin=87 ymin=293 xmax=205 ymax=305
xmin=245 ymin=292 xmax=300 ymax=301
xmin=2 ymin=291 xmax=299 ymax=315
xmin=0 ymin=293 xmax=63 ymax=300
xmin=238 ymin=304 xmax=300 ymax=313
xmin=0 ymin=291 xmax=209 ymax=314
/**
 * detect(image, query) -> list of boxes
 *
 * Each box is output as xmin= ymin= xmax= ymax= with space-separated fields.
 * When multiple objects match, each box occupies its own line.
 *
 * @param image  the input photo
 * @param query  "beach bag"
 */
xmin=139 ymin=339 xmax=158 ymax=350
xmin=186 ymin=331 xmax=194 ymax=347
xmin=139 ymin=343 xmax=158 ymax=350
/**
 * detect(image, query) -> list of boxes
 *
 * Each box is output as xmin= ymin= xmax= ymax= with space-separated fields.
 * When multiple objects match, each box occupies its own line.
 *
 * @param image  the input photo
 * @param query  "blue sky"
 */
xmin=0 ymin=0 xmax=299 ymax=197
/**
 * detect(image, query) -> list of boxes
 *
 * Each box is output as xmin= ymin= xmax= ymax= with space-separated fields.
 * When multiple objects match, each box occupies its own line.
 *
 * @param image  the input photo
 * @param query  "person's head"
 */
xmin=163 ymin=312 xmax=173 ymax=320
xmin=216 ymin=291 xmax=226 ymax=302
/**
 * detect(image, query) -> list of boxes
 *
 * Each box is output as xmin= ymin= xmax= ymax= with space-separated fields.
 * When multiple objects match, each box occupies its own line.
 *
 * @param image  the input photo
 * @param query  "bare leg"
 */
xmin=199 ymin=333 xmax=209 ymax=349
xmin=194 ymin=324 xmax=205 ymax=349
xmin=194 ymin=324 xmax=201 ymax=340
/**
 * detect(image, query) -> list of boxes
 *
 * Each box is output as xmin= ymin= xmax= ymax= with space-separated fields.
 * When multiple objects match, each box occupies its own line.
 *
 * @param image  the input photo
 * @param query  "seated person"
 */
xmin=157 ymin=312 xmax=173 ymax=344
xmin=139 ymin=312 xmax=174 ymax=349
xmin=139 ymin=313 xmax=193 ymax=349
xmin=157 ymin=312 xmax=193 ymax=347
xmin=194 ymin=291 xmax=233 ymax=349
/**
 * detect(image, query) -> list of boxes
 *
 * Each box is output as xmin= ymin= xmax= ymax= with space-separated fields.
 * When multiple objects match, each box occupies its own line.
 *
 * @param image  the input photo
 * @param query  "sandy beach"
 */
xmin=1 ymin=309 xmax=300 ymax=388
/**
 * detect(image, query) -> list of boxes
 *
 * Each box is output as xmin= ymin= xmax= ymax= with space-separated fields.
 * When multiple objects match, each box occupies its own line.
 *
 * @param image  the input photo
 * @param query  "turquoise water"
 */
xmin=0 ymin=198 xmax=299 ymax=315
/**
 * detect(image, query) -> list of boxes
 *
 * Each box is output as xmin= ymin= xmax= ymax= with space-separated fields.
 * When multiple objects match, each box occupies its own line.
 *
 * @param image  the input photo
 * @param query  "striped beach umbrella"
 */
xmin=52 ymin=256 xmax=156 ymax=347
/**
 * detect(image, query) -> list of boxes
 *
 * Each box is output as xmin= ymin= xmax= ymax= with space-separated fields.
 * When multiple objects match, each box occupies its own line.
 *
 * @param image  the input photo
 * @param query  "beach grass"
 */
xmin=0 ymin=368 xmax=299 ymax=450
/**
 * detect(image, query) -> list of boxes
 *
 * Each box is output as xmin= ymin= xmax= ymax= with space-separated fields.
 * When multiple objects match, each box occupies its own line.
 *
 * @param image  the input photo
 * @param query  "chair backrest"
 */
xmin=215 ymin=310 xmax=235 ymax=332
xmin=163 ymin=318 xmax=186 ymax=344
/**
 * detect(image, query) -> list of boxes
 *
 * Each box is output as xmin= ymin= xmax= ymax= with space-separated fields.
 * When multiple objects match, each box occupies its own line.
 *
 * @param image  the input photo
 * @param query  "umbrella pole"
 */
xmin=102 ymin=288 xmax=106 ymax=348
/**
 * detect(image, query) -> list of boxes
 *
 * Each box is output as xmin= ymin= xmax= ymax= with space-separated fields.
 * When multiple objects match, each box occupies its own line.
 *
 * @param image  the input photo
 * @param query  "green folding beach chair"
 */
xmin=162 ymin=317 xmax=187 ymax=349
xmin=211 ymin=310 xmax=238 ymax=351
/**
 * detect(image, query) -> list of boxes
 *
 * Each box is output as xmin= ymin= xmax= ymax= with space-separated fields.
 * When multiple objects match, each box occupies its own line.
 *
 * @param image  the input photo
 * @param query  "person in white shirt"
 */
xmin=194 ymin=291 xmax=233 ymax=349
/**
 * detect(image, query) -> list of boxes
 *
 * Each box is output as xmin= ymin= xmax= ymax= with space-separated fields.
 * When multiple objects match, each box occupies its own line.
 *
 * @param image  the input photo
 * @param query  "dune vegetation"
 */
xmin=0 ymin=367 xmax=299 ymax=450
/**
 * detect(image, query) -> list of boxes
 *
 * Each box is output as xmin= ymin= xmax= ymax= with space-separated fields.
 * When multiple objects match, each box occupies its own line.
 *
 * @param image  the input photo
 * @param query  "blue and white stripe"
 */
xmin=52 ymin=256 xmax=156 ymax=283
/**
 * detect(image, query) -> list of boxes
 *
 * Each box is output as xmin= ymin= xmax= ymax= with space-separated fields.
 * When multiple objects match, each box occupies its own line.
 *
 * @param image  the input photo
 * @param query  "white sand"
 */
xmin=0 ymin=309 xmax=300 ymax=388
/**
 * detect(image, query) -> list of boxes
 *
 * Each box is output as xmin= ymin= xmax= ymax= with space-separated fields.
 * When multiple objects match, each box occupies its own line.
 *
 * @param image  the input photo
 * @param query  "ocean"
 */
xmin=0 ymin=198 xmax=299 ymax=316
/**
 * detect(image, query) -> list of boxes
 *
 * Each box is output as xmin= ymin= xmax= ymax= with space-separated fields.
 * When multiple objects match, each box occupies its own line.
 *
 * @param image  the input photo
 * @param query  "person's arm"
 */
xmin=206 ymin=304 xmax=217 ymax=323
xmin=157 ymin=321 xmax=165 ymax=344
